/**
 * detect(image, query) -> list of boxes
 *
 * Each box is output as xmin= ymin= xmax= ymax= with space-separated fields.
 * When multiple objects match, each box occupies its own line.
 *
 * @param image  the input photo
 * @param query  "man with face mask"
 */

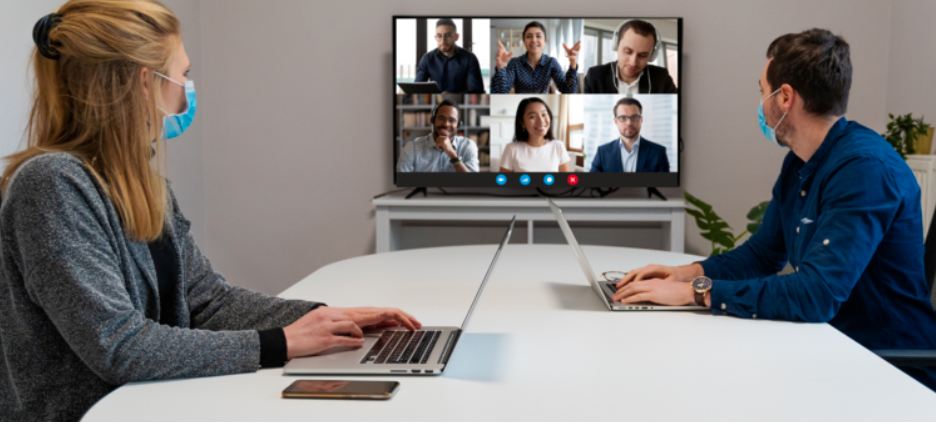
xmin=397 ymin=100 xmax=479 ymax=173
xmin=583 ymin=19 xmax=677 ymax=95
xmin=414 ymin=19 xmax=485 ymax=94
xmin=612 ymin=29 xmax=936 ymax=391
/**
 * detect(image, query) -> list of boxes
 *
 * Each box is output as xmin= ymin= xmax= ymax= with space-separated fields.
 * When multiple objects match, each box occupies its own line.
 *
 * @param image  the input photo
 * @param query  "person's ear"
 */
xmin=140 ymin=67 xmax=150 ymax=99
xmin=455 ymin=34 xmax=460 ymax=43
xmin=779 ymin=83 xmax=795 ymax=113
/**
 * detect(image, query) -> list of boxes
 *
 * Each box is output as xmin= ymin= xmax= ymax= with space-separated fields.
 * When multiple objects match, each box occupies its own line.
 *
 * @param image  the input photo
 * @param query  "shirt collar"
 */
xmin=620 ymin=136 xmax=641 ymax=154
xmin=523 ymin=53 xmax=550 ymax=68
xmin=433 ymin=46 xmax=461 ymax=60
xmin=798 ymin=117 xmax=848 ymax=179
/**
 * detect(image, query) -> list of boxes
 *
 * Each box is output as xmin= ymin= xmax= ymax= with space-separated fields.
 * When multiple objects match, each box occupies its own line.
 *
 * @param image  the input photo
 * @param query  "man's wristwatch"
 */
xmin=690 ymin=276 xmax=713 ymax=306
xmin=450 ymin=155 xmax=462 ymax=165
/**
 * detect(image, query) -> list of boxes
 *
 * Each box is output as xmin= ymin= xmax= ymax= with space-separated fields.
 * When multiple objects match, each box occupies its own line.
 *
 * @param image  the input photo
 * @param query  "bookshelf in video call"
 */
xmin=396 ymin=94 xmax=492 ymax=172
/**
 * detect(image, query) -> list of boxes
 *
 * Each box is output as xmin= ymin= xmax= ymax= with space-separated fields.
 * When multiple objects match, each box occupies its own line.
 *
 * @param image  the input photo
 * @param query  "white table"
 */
xmin=84 ymin=245 xmax=936 ymax=421
xmin=373 ymin=194 xmax=687 ymax=253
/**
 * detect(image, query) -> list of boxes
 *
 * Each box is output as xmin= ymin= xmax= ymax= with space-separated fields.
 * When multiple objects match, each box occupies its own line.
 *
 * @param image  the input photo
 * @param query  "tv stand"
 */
xmin=405 ymin=187 xmax=428 ymax=199
xmin=647 ymin=187 xmax=667 ymax=201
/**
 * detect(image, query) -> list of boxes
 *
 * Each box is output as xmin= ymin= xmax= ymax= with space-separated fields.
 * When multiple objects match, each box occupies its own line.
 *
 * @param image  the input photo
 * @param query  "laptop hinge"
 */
xmin=438 ymin=329 xmax=462 ymax=365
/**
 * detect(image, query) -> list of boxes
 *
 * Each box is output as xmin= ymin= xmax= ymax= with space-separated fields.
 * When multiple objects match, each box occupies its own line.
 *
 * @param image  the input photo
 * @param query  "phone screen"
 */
xmin=282 ymin=380 xmax=399 ymax=400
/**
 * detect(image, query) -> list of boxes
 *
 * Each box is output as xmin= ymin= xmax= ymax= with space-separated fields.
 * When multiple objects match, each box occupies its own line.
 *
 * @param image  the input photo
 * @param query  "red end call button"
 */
xmin=567 ymin=174 xmax=579 ymax=185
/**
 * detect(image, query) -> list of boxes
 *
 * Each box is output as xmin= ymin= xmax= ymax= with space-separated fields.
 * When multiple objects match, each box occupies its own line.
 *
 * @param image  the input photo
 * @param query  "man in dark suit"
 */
xmin=583 ymin=20 xmax=678 ymax=94
xmin=590 ymin=98 xmax=670 ymax=173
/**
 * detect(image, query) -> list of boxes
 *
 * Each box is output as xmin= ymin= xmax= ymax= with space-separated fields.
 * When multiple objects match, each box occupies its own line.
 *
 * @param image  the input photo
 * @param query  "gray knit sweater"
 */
xmin=0 ymin=153 xmax=320 ymax=421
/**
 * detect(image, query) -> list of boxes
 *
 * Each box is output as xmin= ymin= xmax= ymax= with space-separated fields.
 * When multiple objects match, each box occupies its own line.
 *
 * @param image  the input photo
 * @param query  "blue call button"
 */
xmin=496 ymin=174 xmax=507 ymax=186
xmin=543 ymin=174 xmax=555 ymax=186
xmin=519 ymin=174 xmax=531 ymax=186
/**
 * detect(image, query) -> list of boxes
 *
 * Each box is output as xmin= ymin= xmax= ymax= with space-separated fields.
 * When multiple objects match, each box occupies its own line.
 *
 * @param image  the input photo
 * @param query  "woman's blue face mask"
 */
xmin=155 ymin=71 xmax=196 ymax=140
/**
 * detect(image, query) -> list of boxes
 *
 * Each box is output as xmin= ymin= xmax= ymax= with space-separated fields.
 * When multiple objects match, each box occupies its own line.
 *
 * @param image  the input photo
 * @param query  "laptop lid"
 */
xmin=547 ymin=200 xmax=612 ymax=309
xmin=460 ymin=216 xmax=515 ymax=330
xmin=397 ymin=81 xmax=441 ymax=94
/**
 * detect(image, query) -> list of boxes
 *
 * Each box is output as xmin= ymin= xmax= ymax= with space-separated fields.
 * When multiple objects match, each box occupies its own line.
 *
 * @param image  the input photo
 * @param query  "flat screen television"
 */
xmin=393 ymin=16 xmax=682 ymax=189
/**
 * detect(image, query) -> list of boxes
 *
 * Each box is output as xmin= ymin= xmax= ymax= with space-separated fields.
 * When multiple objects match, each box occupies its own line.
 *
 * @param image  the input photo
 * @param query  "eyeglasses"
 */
xmin=434 ymin=116 xmax=459 ymax=125
xmin=615 ymin=115 xmax=642 ymax=123
xmin=434 ymin=34 xmax=456 ymax=41
xmin=601 ymin=271 xmax=628 ymax=282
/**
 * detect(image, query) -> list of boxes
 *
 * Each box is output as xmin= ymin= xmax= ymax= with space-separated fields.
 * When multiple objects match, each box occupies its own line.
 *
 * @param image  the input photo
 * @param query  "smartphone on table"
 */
xmin=282 ymin=380 xmax=400 ymax=400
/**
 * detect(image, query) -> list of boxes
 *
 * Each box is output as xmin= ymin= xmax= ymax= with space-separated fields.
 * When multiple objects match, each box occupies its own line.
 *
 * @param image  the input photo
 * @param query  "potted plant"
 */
xmin=684 ymin=192 xmax=770 ymax=256
xmin=882 ymin=113 xmax=933 ymax=159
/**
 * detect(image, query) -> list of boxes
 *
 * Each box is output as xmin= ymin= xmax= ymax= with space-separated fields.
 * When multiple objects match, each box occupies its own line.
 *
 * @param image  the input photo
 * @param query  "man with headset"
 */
xmin=583 ymin=20 xmax=678 ymax=95
xmin=397 ymin=100 xmax=479 ymax=173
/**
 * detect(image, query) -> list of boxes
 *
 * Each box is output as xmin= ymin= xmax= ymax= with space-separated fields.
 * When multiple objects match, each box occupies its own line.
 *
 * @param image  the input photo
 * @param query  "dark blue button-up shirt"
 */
xmin=699 ymin=118 xmax=936 ymax=388
xmin=491 ymin=53 xmax=578 ymax=94
xmin=415 ymin=47 xmax=484 ymax=94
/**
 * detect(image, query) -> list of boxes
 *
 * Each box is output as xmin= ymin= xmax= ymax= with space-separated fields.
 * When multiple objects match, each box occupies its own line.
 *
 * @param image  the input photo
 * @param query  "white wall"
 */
xmin=886 ymin=0 xmax=936 ymax=126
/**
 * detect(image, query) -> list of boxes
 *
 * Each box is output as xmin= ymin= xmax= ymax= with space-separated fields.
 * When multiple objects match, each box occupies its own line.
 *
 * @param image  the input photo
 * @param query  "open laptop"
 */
xmin=548 ymin=199 xmax=707 ymax=311
xmin=284 ymin=216 xmax=516 ymax=375
xmin=397 ymin=81 xmax=441 ymax=94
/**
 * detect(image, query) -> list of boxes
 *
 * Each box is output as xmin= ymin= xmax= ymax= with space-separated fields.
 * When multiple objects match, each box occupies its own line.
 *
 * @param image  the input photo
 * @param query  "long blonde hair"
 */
xmin=2 ymin=0 xmax=181 ymax=242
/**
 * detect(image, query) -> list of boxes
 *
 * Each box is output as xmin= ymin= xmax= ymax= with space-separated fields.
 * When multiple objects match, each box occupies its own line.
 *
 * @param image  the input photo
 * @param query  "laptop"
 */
xmin=548 ymin=199 xmax=707 ymax=311
xmin=284 ymin=216 xmax=516 ymax=375
xmin=397 ymin=81 xmax=441 ymax=94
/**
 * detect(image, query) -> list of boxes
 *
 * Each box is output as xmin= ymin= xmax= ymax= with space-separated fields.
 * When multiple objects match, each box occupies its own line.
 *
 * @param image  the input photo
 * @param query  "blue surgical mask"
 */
xmin=155 ymin=71 xmax=197 ymax=140
xmin=758 ymin=88 xmax=787 ymax=147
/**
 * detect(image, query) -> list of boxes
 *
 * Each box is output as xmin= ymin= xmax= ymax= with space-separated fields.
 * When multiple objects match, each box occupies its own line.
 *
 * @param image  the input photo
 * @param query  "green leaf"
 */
xmin=714 ymin=232 xmax=736 ymax=249
xmin=747 ymin=222 xmax=761 ymax=234
xmin=746 ymin=201 xmax=770 ymax=221
xmin=684 ymin=192 xmax=713 ymax=214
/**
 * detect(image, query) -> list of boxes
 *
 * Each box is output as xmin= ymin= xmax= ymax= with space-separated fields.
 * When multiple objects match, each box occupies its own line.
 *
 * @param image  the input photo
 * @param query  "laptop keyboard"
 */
xmin=606 ymin=282 xmax=619 ymax=293
xmin=360 ymin=330 xmax=442 ymax=364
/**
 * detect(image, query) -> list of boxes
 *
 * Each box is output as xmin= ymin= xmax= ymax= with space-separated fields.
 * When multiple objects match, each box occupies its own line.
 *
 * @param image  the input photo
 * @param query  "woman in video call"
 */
xmin=491 ymin=21 xmax=581 ymax=94
xmin=499 ymin=98 xmax=571 ymax=173
xmin=0 ymin=0 xmax=420 ymax=421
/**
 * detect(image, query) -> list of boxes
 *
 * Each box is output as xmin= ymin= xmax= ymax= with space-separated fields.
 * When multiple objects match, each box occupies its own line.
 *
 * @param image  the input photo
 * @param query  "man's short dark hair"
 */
xmin=766 ymin=29 xmax=852 ymax=117
xmin=522 ymin=21 xmax=547 ymax=41
xmin=432 ymin=99 xmax=460 ymax=122
xmin=514 ymin=97 xmax=555 ymax=142
xmin=613 ymin=97 xmax=643 ymax=116
xmin=436 ymin=18 xmax=457 ymax=33
xmin=617 ymin=20 xmax=657 ymax=49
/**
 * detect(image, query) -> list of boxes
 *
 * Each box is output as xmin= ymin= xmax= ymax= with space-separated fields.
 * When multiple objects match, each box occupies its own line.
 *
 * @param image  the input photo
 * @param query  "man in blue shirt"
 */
xmin=590 ymin=98 xmax=670 ymax=173
xmin=414 ymin=19 xmax=484 ymax=94
xmin=397 ymin=100 xmax=478 ymax=173
xmin=613 ymin=29 xmax=936 ymax=390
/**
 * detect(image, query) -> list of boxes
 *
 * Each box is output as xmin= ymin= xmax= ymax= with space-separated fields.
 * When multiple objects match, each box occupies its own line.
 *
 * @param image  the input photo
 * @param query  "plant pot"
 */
xmin=915 ymin=127 xmax=935 ymax=155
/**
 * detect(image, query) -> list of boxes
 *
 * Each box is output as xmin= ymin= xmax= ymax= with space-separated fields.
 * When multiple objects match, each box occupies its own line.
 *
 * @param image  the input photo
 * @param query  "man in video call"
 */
xmin=612 ymin=29 xmax=936 ymax=391
xmin=583 ymin=19 xmax=678 ymax=95
xmin=397 ymin=100 xmax=479 ymax=173
xmin=414 ymin=18 xmax=485 ymax=94
xmin=590 ymin=98 xmax=670 ymax=173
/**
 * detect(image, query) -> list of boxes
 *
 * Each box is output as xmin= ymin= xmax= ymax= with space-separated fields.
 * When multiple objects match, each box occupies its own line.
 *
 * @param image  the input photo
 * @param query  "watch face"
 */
xmin=691 ymin=276 xmax=713 ymax=292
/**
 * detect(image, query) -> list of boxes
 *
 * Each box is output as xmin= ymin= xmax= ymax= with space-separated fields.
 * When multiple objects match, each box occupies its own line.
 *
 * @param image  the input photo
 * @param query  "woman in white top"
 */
xmin=499 ymin=97 xmax=571 ymax=173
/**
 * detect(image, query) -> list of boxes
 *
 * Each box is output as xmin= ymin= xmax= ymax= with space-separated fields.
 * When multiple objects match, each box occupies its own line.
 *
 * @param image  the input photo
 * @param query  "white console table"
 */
xmin=372 ymin=194 xmax=686 ymax=253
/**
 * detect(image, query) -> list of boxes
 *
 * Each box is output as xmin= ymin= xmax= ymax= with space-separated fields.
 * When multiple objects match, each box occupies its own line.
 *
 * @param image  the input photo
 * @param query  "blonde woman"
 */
xmin=0 ymin=1 xmax=420 ymax=421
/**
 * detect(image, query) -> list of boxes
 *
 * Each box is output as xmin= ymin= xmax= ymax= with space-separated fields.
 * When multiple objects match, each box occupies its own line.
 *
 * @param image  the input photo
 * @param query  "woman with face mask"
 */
xmin=491 ymin=21 xmax=581 ymax=94
xmin=0 ymin=1 xmax=421 ymax=421
xmin=499 ymin=97 xmax=571 ymax=173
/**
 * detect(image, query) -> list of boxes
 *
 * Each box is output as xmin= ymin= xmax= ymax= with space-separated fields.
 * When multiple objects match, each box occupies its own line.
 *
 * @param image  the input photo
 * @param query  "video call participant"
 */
xmin=397 ymin=100 xmax=479 ymax=173
xmin=499 ymin=97 xmax=571 ymax=172
xmin=590 ymin=98 xmax=670 ymax=173
xmin=583 ymin=20 xmax=677 ymax=95
xmin=414 ymin=18 xmax=484 ymax=94
xmin=491 ymin=21 xmax=581 ymax=94
xmin=613 ymin=29 xmax=936 ymax=391
xmin=0 ymin=2 xmax=422 ymax=421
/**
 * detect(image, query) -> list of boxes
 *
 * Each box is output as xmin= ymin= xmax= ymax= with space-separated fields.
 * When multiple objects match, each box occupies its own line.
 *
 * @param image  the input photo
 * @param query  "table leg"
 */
xmin=376 ymin=207 xmax=390 ymax=253
xmin=528 ymin=220 xmax=534 ymax=245
xmin=670 ymin=209 xmax=685 ymax=253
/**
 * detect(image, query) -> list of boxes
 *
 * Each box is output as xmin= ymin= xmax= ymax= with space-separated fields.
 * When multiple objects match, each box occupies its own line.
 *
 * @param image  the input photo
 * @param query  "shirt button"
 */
xmin=796 ymin=227 xmax=800 ymax=233
xmin=823 ymin=239 xmax=830 ymax=245
xmin=801 ymin=190 xmax=806 ymax=197
xmin=752 ymin=314 xmax=757 ymax=319
xmin=795 ymin=266 xmax=799 ymax=272
xmin=721 ymin=303 xmax=727 ymax=310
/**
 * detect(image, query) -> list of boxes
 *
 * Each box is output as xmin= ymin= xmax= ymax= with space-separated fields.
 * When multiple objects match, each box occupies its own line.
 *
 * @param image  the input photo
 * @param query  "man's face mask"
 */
xmin=155 ymin=71 xmax=197 ymax=140
xmin=759 ymin=88 xmax=787 ymax=147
